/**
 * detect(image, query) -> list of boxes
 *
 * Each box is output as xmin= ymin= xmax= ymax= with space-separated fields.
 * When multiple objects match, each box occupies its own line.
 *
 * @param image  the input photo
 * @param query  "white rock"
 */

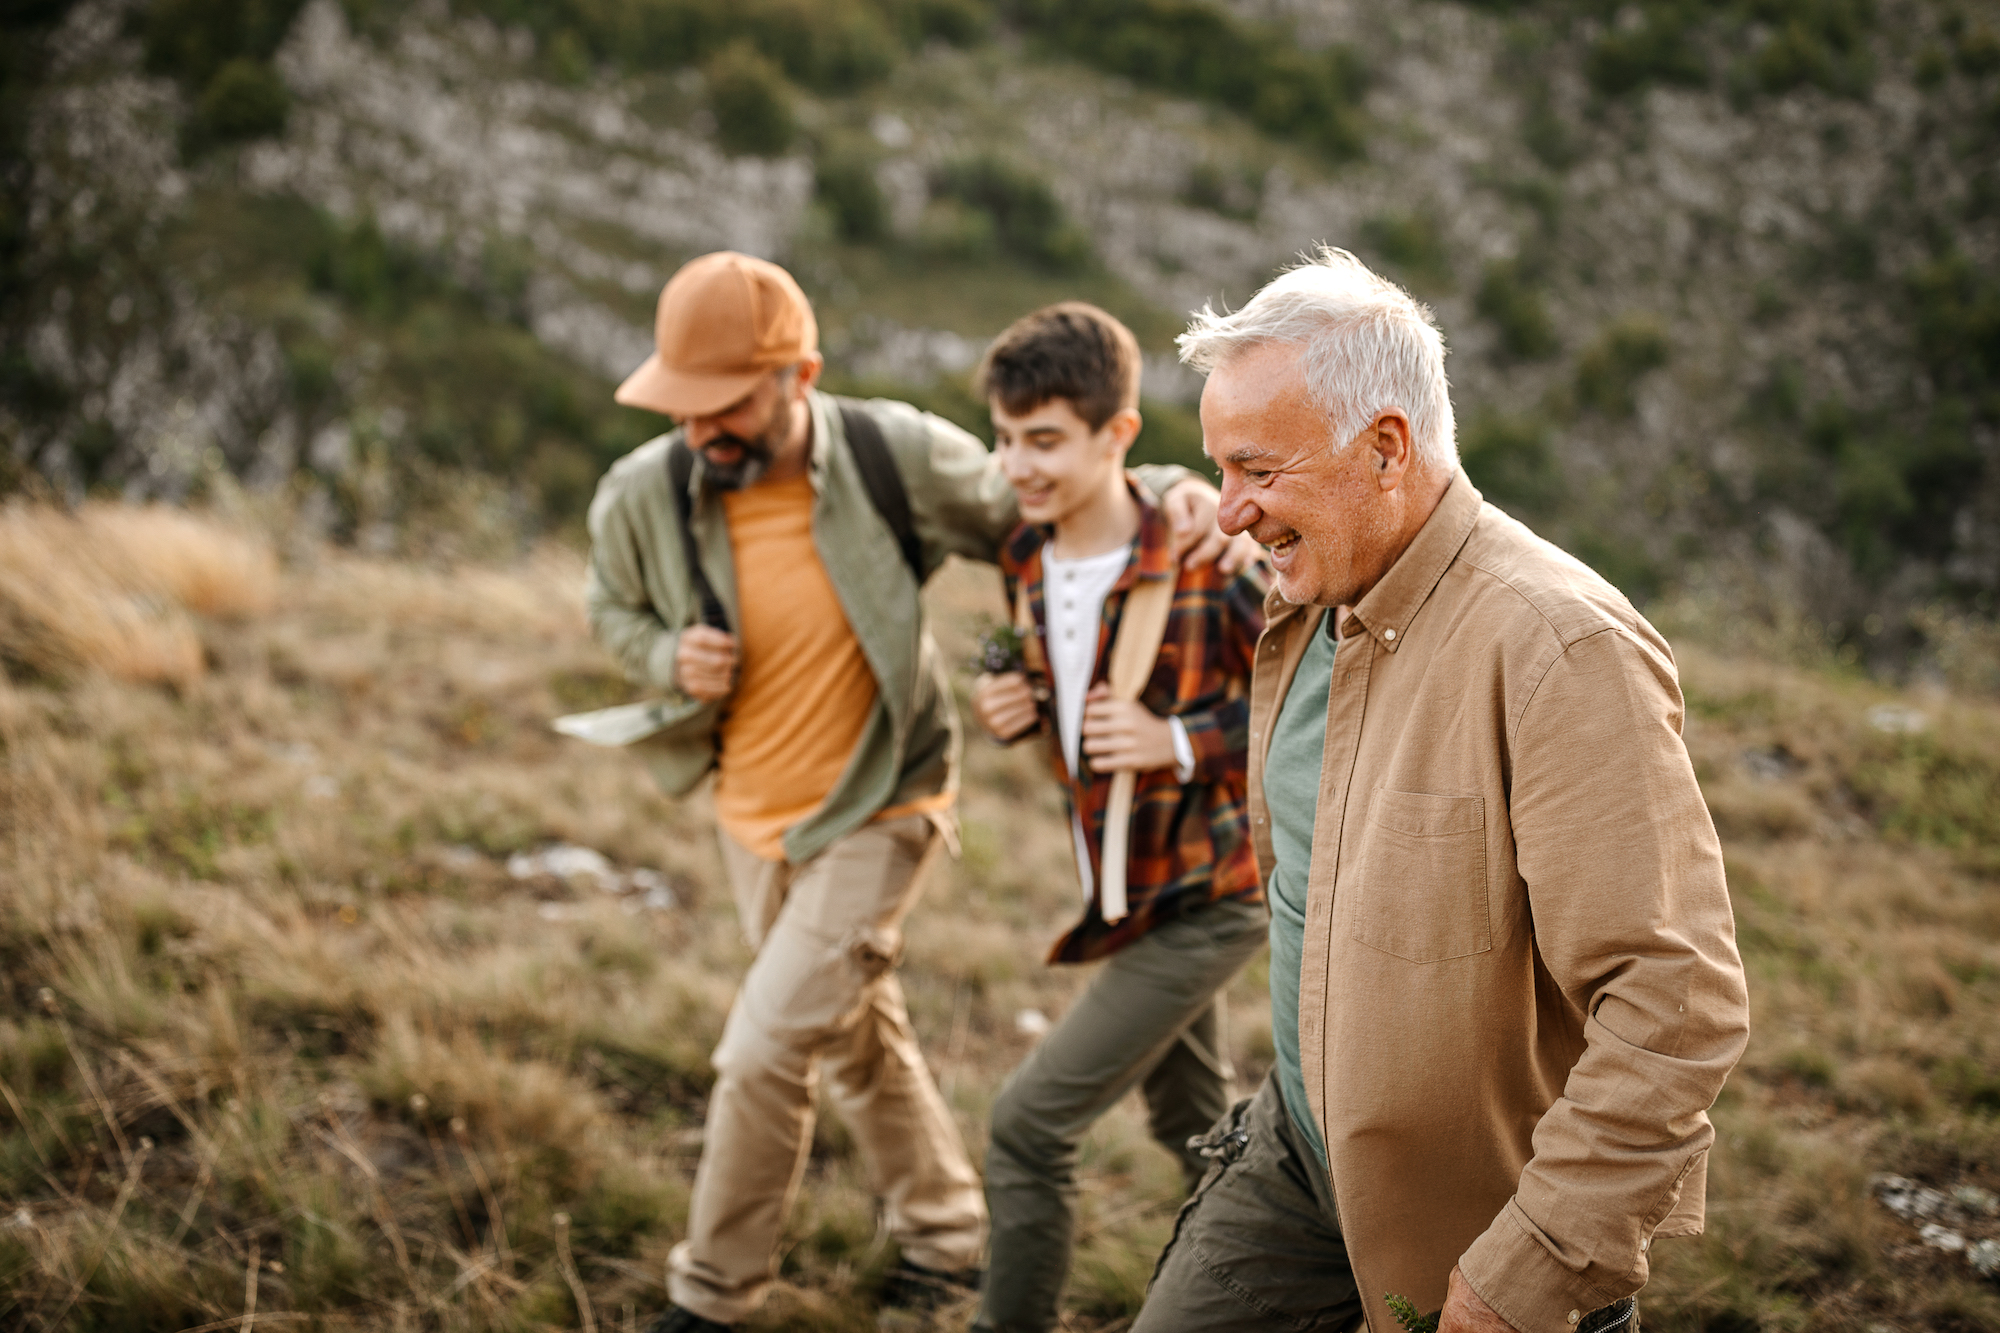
xmin=1015 ymin=1009 xmax=1051 ymax=1037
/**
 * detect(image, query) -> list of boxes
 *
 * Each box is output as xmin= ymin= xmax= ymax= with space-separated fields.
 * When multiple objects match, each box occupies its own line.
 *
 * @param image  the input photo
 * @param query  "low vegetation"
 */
xmin=1 ymin=503 xmax=1997 ymax=1330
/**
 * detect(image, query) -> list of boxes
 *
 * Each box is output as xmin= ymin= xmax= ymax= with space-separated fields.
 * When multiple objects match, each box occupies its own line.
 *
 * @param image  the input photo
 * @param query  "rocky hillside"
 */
xmin=2 ymin=0 xmax=1997 ymax=667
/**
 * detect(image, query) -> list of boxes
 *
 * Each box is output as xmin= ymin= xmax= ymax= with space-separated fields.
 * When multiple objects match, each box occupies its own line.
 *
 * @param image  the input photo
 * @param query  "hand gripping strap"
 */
xmin=1097 ymin=573 xmax=1175 ymax=924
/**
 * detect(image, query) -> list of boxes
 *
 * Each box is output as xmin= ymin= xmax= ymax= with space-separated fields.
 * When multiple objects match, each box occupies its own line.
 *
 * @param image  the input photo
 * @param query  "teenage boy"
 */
xmin=964 ymin=303 xmax=1270 ymax=1333
xmin=573 ymin=255 xmax=1255 ymax=1333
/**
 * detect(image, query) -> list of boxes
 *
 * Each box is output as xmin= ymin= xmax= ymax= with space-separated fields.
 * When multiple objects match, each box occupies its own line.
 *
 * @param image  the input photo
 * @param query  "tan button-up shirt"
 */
xmin=1248 ymin=472 xmax=1749 ymax=1332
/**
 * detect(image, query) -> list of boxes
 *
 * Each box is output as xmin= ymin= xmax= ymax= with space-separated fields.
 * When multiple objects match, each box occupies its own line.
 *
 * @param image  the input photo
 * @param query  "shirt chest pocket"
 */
xmin=1348 ymin=788 xmax=1492 ymax=963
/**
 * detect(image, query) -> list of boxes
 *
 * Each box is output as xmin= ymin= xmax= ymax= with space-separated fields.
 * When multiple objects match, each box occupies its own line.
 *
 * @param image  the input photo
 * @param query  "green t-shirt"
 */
xmin=1265 ymin=611 xmax=1336 ymax=1169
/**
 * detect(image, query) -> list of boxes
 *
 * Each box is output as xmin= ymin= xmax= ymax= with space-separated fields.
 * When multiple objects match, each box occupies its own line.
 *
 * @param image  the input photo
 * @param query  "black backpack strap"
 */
xmin=840 ymin=403 xmax=926 ymax=585
xmin=666 ymin=439 xmax=730 ymax=631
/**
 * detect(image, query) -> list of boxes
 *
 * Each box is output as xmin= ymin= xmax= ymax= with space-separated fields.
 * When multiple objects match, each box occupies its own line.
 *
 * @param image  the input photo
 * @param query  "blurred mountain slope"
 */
xmin=1 ymin=0 xmax=1996 ymax=670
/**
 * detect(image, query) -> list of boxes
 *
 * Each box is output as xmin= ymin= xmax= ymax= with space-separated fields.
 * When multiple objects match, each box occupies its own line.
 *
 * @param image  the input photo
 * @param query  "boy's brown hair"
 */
xmin=976 ymin=302 xmax=1142 ymax=431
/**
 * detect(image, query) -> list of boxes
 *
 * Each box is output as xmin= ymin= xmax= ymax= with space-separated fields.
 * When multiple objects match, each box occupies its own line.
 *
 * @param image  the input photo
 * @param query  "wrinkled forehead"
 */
xmin=1200 ymin=343 xmax=1330 ymax=457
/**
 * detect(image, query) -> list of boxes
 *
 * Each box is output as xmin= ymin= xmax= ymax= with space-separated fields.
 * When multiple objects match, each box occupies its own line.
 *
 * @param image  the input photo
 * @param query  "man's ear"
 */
xmin=1371 ymin=411 xmax=1415 ymax=491
xmin=793 ymin=353 xmax=826 ymax=397
xmin=1102 ymin=406 xmax=1143 ymax=453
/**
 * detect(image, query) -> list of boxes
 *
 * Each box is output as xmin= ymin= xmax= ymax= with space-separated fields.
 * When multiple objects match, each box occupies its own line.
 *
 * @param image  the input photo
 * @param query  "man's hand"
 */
xmin=1438 ymin=1267 xmax=1519 ymax=1333
xmin=972 ymin=671 xmax=1039 ymax=742
xmin=1161 ymin=477 xmax=1265 ymax=575
xmin=675 ymin=625 xmax=739 ymax=702
xmin=1080 ymin=683 xmax=1177 ymax=772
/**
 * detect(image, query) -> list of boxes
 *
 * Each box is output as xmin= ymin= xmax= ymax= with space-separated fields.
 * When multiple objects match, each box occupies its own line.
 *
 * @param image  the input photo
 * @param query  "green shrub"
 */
xmin=749 ymin=0 xmax=900 ymax=91
xmin=1585 ymin=5 xmax=1706 ymax=96
xmin=816 ymin=147 xmax=888 ymax=242
xmin=1359 ymin=211 xmax=1452 ymax=293
xmin=1574 ymin=315 xmax=1669 ymax=417
xmin=931 ymin=155 xmax=1092 ymax=271
xmin=1474 ymin=259 xmax=1558 ymax=361
xmin=546 ymin=27 xmax=590 ymax=84
xmin=884 ymin=0 xmax=993 ymax=45
xmin=1959 ymin=23 xmax=2000 ymax=77
xmin=1008 ymin=0 xmax=1367 ymax=160
xmin=705 ymin=41 xmax=796 ymax=157
xmin=195 ymin=56 xmax=289 ymax=144
xmin=1459 ymin=410 xmax=1563 ymax=519
xmin=914 ymin=197 xmax=998 ymax=261
xmin=1181 ymin=161 xmax=1260 ymax=221
xmin=141 ymin=0 xmax=310 ymax=88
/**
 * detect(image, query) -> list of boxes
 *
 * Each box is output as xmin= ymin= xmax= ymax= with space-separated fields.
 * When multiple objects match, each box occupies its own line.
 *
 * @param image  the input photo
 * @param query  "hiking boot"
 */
xmin=642 ymin=1305 xmax=734 ymax=1333
xmin=877 ymin=1258 xmax=982 ymax=1313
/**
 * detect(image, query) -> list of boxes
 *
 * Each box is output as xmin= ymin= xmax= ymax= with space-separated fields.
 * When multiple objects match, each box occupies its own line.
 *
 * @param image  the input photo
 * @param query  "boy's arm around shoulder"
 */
xmin=1161 ymin=560 xmax=1270 ymax=782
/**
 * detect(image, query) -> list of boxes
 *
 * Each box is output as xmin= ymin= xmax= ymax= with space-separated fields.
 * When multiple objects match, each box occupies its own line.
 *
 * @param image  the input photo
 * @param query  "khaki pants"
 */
xmin=973 ymin=897 xmax=1268 ymax=1333
xmin=667 ymin=814 xmax=986 ymax=1324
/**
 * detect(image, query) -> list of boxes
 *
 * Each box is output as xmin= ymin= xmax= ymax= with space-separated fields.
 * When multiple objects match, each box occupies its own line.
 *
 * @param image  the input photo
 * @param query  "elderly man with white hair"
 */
xmin=1130 ymin=249 xmax=1749 ymax=1333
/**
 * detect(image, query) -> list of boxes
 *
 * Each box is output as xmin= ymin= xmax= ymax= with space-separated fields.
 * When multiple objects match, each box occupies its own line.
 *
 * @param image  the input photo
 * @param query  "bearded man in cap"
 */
xmin=572 ymin=251 xmax=1250 ymax=1333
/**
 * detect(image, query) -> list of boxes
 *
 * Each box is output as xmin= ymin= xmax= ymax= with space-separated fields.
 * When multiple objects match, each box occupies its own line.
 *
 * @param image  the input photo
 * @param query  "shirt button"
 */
xmin=1383 ymin=627 xmax=1396 ymax=641
xmin=1567 ymin=1312 xmax=1580 ymax=1326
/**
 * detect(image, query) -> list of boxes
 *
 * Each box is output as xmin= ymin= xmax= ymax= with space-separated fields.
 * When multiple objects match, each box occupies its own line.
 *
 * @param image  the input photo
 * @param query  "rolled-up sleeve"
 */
xmin=1458 ymin=626 xmax=1750 ymax=1332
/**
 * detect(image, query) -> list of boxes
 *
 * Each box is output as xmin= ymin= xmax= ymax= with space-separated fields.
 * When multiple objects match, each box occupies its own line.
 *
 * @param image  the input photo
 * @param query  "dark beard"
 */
xmin=699 ymin=433 xmax=775 ymax=492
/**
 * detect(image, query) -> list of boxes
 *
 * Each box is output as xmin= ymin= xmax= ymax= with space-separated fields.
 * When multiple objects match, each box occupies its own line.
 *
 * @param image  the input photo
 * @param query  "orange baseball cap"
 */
xmin=615 ymin=251 xmax=819 ymax=418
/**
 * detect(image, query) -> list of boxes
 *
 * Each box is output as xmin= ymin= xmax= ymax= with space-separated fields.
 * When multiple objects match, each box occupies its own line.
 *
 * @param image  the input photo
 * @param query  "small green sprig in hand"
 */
xmin=972 ymin=620 xmax=1026 ymax=676
xmin=1385 ymin=1293 xmax=1440 ymax=1333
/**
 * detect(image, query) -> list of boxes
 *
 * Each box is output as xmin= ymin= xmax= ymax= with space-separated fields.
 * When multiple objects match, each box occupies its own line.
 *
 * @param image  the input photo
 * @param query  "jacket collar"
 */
xmin=1345 ymin=470 xmax=1484 ymax=653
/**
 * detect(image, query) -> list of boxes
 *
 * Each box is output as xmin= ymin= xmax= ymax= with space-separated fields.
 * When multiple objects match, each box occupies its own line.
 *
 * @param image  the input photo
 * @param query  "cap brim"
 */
xmin=613 ymin=353 xmax=767 ymax=419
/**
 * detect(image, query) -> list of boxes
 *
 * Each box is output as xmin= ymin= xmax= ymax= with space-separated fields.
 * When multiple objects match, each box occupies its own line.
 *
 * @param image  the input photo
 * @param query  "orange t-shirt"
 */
xmin=712 ymin=477 xmax=878 ymax=859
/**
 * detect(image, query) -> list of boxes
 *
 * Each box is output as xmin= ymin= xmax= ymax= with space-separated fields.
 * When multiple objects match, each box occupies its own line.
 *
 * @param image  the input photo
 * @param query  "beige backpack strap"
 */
xmin=1098 ymin=573 xmax=1176 ymax=924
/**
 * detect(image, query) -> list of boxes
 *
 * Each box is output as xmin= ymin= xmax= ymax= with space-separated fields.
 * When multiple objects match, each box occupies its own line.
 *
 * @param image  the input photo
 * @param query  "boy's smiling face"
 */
xmin=991 ymin=396 xmax=1139 ymax=527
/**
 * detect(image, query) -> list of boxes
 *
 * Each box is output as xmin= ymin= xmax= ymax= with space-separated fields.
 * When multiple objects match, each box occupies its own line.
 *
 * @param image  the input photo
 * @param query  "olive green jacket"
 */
xmin=570 ymin=389 xmax=1192 ymax=866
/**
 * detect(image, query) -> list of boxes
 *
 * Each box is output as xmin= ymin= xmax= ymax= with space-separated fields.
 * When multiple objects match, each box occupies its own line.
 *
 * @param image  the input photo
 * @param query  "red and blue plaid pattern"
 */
xmin=999 ymin=479 xmax=1268 ymax=964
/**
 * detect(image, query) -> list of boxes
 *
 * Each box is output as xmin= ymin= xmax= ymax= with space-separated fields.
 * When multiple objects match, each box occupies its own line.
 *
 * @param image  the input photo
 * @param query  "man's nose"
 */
xmin=1216 ymin=475 xmax=1260 ymax=537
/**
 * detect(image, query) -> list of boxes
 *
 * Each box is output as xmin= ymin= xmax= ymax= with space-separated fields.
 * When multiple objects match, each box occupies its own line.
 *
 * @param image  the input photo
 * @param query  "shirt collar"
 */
xmin=1004 ymin=473 xmax=1172 ymax=588
xmin=1344 ymin=470 xmax=1484 ymax=653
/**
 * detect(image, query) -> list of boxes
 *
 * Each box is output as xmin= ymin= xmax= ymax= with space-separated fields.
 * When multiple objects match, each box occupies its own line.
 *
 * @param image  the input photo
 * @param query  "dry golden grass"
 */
xmin=0 ymin=502 xmax=277 ymax=689
xmin=1 ymin=500 xmax=1997 ymax=1332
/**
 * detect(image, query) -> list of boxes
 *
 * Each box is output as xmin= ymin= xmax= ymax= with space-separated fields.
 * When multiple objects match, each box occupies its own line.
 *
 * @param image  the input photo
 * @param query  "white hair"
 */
xmin=1176 ymin=246 xmax=1458 ymax=474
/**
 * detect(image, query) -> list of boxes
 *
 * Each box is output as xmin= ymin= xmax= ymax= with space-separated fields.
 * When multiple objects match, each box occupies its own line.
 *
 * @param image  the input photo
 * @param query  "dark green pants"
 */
xmin=971 ymin=897 xmax=1267 ymax=1333
xmin=1136 ymin=1080 xmax=1642 ymax=1333
xmin=1133 ymin=1075 xmax=1361 ymax=1333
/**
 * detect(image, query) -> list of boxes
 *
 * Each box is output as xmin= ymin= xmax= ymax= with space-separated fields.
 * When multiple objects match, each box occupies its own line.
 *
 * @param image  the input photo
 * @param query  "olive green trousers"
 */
xmin=971 ymin=896 xmax=1267 ymax=1333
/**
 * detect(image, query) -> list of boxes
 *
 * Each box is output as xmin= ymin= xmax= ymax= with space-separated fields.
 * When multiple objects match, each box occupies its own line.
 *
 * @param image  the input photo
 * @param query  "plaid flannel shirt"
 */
xmin=999 ymin=479 xmax=1268 ymax=964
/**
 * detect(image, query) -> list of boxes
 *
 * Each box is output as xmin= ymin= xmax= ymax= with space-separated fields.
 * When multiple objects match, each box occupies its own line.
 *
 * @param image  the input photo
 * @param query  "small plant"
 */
xmin=972 ymin=620 xmax=1026 ymax=676
xmin=1386 ymin=1292 xmax=1440 ymax=1333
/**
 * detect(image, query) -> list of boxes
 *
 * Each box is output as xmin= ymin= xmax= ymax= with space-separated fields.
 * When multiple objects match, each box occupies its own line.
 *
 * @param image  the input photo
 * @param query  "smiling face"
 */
xmin=1201 ymin=341 xmax=1409 ymax=607
xmin=678 ymin=357 xmax=821 ymax=490
xmin=991 ymin=396 xmax=1138 ymax=528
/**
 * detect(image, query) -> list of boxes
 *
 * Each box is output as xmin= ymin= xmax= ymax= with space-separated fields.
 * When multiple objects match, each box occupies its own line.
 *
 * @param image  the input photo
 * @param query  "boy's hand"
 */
xmin=675 ymin=625 xmax=739 ymax=701
xmin=972 ymin=672 xmax=1039 ymax=742
xmin=1080 ymin=683 xmax=1177 ymax=771
xmin=1162 ymin=478 xmax=1265 ymax=574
